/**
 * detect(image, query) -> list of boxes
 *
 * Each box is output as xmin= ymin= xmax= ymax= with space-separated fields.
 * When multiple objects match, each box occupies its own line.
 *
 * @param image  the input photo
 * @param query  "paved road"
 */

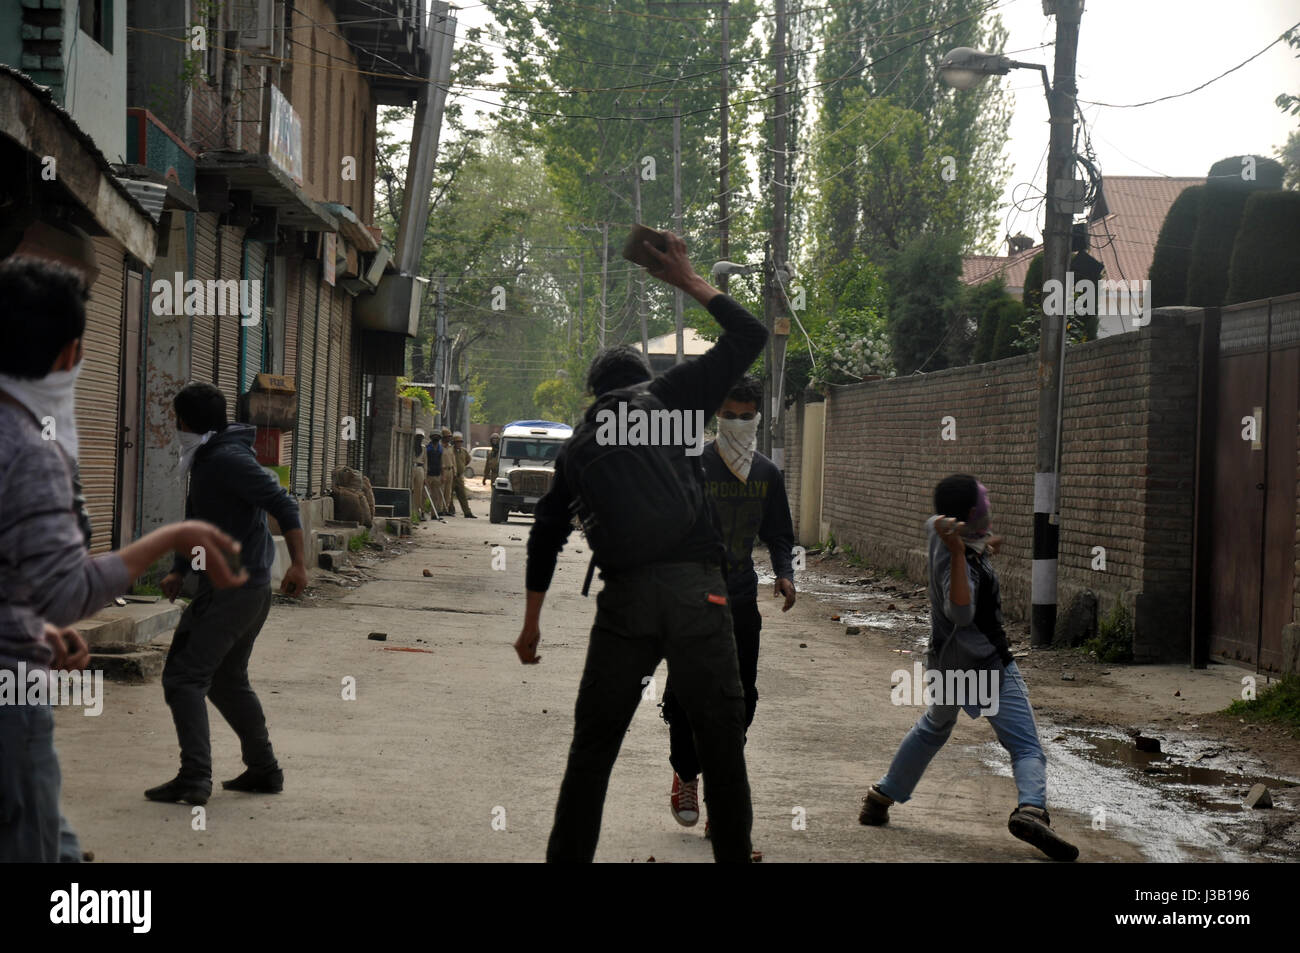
xmin=54 ymin=511 xmax=1141 ymax=862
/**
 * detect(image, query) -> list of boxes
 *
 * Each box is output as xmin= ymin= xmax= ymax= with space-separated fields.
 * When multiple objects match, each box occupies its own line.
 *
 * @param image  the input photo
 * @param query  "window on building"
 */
xmin=78 ymin=0 xmax=112 ymax=52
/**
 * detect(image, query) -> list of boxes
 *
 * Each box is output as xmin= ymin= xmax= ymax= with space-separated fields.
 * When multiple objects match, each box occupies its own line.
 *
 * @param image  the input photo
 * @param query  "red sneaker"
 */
xmin=670 ymin=772 xmax=700 ymax=827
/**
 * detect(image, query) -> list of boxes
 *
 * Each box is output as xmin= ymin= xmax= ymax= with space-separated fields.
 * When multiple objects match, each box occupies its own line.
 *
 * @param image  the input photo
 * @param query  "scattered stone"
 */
xmin=1173 ymin=689 xmax=1181 ymax=697
xmin=887 ymin=603 xmax=897 ymax=611
xmin=1052 ymin=735 xmax=1066 ymax=743
xmin=846 ymin=626 xmax=861 ymax=635
xmin=1061 ymin=673 xmax=1075 ymax=681
xmin=646 ymin=856 xmax=656 ymax=863
xmin=422 ymin=569 xmax=432 ymax=577
xmin=574 ymin=549 xmax=583 ymax=554
xmin=1134 ymin=735 xmax=1161 ymax=753
xmin=1244 ymin=784 xmax=1273 ymax=809
xmin=830 ymin=614 xmax=840 ymax=621
xmin=542 ymin=709 xmax=547 ymax=714
xmin=1013 ymin=651 xmax=1029 ymax=659
xmin=367 ymin=632 xmax=387 ymax=642
xmin=82 ymin=850 xmax=94 ymax=862
xmin=799 ymin=643 xmax=808 ymax=649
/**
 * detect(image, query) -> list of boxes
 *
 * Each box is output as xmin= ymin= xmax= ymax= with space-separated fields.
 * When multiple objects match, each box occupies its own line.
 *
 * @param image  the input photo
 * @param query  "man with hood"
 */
xmin=152 ymin=382 xmax=309 ymax=805
xmin=660 ymin=375 xmax=795 ymax=845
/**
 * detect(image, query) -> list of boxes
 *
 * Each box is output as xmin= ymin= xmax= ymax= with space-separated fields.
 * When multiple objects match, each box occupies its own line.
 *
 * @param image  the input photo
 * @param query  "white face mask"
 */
xmin=0 ymin=361 xmax=83 ymax=460
xmin=715 ymin=412 xmax=761 ymax=481
xmin=177 ymin=429 xmax=217 ymax=483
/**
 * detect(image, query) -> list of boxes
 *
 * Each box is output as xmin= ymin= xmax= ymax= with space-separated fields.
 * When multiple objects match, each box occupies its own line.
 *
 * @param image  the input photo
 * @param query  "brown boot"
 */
xmin=859 ymin=785 xmax=893 ymax=826
xmin=1008 ymin=804 xmax=1079 ymax=861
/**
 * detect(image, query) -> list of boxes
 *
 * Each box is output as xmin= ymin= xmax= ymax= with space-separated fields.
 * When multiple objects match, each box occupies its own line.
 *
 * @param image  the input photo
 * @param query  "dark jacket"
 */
xmin=171 ymin=423 xmax=302 ymax=588
xmin=525 ymin=293 xmax=767 ymax=592
xmin=701 ymin=444 xmax=794 ymax=601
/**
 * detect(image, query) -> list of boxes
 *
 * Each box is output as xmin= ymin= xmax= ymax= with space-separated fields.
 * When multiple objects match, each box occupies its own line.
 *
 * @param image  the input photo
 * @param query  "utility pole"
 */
xmin=673 ymin=102 xmax=684 ymax=363
xmin=1032 ymin=0 xmax=1084 ymax=646
xmin=631 ymin=165 xmax=648 ymax=354
xmin=762 ymin=0 xmax=791 ymax=466
xmin=576 ymin=250 xmax=584 ymax=354
xmin=718 ymin=0 xmax=731 ymax=295
xmin=433 ymin=276 xmax=447 ymax=428
xmin=600 ymin=223 xmax=609 ymax=349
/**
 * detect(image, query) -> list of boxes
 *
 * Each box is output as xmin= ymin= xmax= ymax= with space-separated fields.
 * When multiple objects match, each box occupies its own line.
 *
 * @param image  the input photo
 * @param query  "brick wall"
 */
xmin=807 ymin=315 xmax=1202 ymax=660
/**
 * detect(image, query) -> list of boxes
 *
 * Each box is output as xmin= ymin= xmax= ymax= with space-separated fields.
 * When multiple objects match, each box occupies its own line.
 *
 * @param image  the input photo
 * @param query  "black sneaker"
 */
xmin=859 ymin=785 xmax=893 ymax=826
xmin=465 ymin=514 xmax=478 ymax=519
xmin=1008 ymin=805 xmax=1078 ymax=861
xmin=222 ymin=766 xmax=284 ymax=794
xmin=145 ymin=776 xmax=210 ymax=805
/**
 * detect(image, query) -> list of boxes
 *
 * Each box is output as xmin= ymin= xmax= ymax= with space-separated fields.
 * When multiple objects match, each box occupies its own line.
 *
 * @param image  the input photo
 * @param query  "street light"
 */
xmin=939 ymin=47 xmax=1051 ymax=100
xmin=712 ymin=260 xmax=755 ymax=278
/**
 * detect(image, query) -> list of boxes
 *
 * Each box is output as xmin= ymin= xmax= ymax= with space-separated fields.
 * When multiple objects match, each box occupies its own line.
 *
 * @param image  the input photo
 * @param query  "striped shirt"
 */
xmin=0 ymin=401 xmax=128 ymax=671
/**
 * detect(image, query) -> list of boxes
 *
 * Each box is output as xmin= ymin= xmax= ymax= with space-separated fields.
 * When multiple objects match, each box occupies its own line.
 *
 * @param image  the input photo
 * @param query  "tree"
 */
xmin=1225 ymin=190 xmax=1300 ymax=303
xmin=806 ymin=0 xmax=1011 ymax=273
xmin=883 ymin=233 xmax=963 ymax=374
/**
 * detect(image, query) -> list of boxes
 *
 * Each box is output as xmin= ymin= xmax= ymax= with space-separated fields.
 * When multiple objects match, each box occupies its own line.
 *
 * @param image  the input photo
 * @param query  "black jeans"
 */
xmin=162 ymin=580 xmax=277 ymax=783
xmin=663 ymin=596 xmax=761 ymax=783
xmin=546 ymin=562 xmax=753 ymax=863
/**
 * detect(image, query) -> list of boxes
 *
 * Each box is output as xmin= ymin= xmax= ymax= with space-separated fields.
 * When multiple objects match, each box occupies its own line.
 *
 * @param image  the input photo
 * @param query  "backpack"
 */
xmin=563 ymin=384 xmax=706 ymax=593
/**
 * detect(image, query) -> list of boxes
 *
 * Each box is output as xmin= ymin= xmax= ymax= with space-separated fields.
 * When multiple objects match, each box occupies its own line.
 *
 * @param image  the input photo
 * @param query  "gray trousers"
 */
xmin=162 ymin=580 xmax=276 ymax=783
xmin=0 ymin=702 xmax=82 ymax=862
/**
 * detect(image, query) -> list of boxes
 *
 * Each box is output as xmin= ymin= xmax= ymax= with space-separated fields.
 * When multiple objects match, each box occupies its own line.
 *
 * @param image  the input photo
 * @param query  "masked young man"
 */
xmin=660 ymin=376 xmax=795 ymax=845
xmin=0 ymin=257 xmax=245 ymax=861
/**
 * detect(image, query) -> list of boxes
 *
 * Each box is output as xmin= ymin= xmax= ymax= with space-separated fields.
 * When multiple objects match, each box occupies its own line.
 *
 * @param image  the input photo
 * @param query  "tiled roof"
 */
xmin=961 ymin=175 xmax=1205 ymax=290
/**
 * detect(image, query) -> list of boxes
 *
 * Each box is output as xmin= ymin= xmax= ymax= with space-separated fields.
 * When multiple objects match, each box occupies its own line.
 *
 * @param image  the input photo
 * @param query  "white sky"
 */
xmin=436 ymin=1 xmax=1300 ymax=254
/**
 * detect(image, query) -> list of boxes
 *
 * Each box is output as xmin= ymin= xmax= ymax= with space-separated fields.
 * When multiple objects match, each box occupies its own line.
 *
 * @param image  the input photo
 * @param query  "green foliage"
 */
xmin=397 ymin=379 xmax=435 ymax=415
xmin=1186 ymin=189 xmax=1253 ymax=307
xmin=1083 ymin=600 xmax=1133 ymax=663
xmin=348 ymin=530 xmax=370 ymax=553
xmin=1225 ymin=190 xmax=1300 ymax=303
xmin=956 ymin=276 xmax=1013 ymax=364
xmin=1149 ymin=186 xmax=1204 ymax=308
xmin=884 ymin=233 xmax=964 ymax=374
xmin=1226 ymin=675 xmax=1300 ymax=737
xmin=1014 ymin=252 xmax=1101 ymax=353
xmin=1280 ymin=128 xmax=1300 ymax=191
xmin=806 ymin=0 xmax=1011 ymax=272
xmin=532 ymin=375 xmax=586 ymax=426
xmin=1278 ymin=26 xmax=1300 ymax=116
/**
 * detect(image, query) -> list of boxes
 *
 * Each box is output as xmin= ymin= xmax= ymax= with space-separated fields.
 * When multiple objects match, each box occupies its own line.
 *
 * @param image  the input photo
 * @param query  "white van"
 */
xmin=489 ymin=421 xmax=573 ymax=523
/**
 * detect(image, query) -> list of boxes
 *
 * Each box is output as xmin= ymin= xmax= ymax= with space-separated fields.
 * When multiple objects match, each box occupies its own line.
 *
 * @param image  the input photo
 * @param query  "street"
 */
xmin=53 ymin=492 xmax=1171 ymax=863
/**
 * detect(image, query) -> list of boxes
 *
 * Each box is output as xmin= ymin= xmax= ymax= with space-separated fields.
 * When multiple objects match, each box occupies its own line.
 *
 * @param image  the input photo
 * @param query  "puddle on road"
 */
xmin=981 ymin=724 xmax=1299 ymax=862
xmin=759 ymin=566 xmax=932 ymax=642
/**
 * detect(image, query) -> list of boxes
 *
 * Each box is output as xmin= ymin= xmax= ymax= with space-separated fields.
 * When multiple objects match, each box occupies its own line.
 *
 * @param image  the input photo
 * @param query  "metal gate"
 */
xmin=1206 ymin=296 xmax=1300 ymax=672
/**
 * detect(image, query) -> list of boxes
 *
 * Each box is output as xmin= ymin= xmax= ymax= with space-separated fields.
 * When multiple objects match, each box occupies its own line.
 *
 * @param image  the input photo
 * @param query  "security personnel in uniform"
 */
xmin=451 ymin=431 xmax=476 ymax=518
xmin=438 ymin=427 xmax=456 ymax=517
xmin=483 ymin=432 xmax=501 ymax=486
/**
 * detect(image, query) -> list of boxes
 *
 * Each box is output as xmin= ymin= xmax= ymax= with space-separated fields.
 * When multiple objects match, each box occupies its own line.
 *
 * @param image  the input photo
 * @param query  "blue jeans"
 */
xmin=0 ymin=702 xmax=80 ymax=862
xmin=877 ymin=661 xmax=1047 ymax=808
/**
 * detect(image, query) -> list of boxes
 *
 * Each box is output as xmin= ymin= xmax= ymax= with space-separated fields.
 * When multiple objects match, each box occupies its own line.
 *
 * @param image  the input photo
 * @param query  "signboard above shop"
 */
xmin=265 ymin=85 xmax=303 ymax=186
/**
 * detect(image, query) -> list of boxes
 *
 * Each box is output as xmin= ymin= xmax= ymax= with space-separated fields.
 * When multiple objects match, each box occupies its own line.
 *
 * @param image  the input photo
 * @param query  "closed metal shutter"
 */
xmin=281 ymin=257 xmax=299 ymax=469
xmin=342 ymin=296 xmax=358 ymax=470
xmin=191 ymin=213 xmax=219 ymax=385
xmin=311 ymin=278 xmax=329 ymax=494
xmin=293 ymin=262 xmax=319 ymax=497
xmin=216 ymin=225 xmax=243 ymax=418
xmin=243 ymin=239 xmax=267 ymax=391
xmin=325 ymin=283 xmax=342 ymax=486
xmin=78 ymin=238 xmax=125 ymax=554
